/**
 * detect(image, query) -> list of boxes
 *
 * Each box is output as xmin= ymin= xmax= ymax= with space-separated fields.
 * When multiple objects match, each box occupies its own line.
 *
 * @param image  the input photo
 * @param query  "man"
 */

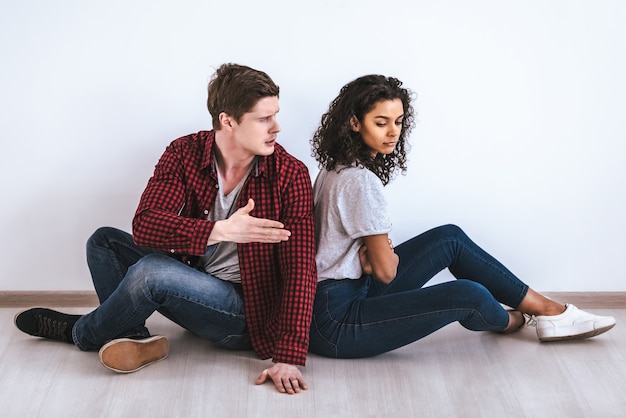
xmin=14 ymin=63 xmax=317 ymax=395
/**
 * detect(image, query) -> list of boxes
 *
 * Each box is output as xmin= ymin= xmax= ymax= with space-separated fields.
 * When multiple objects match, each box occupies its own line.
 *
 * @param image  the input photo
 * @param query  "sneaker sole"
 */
xmin=99 ymin=336 xmax=169 ymax=373
xmin=539 ymin=323 xmax=616 ymax=342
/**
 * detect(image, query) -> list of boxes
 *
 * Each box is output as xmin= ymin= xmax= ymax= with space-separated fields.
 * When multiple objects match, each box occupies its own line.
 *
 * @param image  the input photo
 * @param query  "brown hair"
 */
xmin=207 ymin=63 xmax=280 ymax=130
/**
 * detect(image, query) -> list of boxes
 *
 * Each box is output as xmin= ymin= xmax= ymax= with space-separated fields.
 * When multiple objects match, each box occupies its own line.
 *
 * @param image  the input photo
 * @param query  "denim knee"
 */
xmin=87 ymin=226 xmax=128 ymax=249
xmin=453 ymin=279 xmax=508 ymax=329
xmin=436 ymin=224 xmax=467 ymax=241
xmin=453 ymin=279 xmax=494 ymax=305
xmin=121 ymin=254 xmax=168 ymax=300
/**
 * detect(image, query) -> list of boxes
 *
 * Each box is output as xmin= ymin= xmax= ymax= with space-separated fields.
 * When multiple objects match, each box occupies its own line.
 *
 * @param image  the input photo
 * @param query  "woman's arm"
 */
xmin=361 ymin=234 xmax=398 ymax=284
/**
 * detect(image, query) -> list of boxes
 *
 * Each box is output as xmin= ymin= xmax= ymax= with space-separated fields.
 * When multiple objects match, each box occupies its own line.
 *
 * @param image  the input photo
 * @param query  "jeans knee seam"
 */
xmin=341 ymin=307 xmax=504 ymax=330
xmin=152 ymin=288 xmax=245 ymax=319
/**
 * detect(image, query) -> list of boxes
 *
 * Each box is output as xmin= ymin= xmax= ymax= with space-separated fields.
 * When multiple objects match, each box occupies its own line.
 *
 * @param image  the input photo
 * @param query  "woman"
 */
xmin=308 ymin=74 xmax=615 ymax=358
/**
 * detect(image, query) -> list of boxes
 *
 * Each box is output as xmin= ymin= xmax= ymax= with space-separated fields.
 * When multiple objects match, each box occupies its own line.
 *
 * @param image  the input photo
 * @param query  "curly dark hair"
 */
xmin=310 ymin=74 xmax=415 ymax=185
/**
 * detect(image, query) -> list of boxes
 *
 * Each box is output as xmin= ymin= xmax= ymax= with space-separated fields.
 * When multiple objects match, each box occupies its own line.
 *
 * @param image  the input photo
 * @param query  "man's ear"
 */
xmin=219 ymin=112 xmax=234 ymax=130
xmin=350 ymin=115 xmax=360 ymax=132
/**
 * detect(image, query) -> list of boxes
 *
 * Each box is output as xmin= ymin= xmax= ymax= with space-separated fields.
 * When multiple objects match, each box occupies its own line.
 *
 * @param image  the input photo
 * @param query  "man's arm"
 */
xmin=132 ymin=140 xmax=215 ymax=255
xmin=208 ymin=199 xmax=290 ymax=245
xmin=133 ymin=140 xmax=289 ymax=254
xmin=274 ymin=164 xmax=317 ymax=362
xmin=257 ymin=163 xmax=317 ymax=393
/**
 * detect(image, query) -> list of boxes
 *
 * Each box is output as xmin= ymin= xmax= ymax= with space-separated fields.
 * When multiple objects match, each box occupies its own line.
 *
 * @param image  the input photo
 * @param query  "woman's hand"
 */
xmin=358 ymin=244 xmax=374 ymax=275
xmin=359 ymin=238 xmax=394 ymax=275
xmin=360 ymin=235 xmax=398 ymax=284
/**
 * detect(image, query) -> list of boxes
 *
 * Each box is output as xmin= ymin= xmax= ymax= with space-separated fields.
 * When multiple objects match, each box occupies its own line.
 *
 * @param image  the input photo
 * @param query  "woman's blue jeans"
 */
xmin=72 ymin=227 xmax=251 ymax=351
xmin=308 ymin=224 xmax=529 ymax=358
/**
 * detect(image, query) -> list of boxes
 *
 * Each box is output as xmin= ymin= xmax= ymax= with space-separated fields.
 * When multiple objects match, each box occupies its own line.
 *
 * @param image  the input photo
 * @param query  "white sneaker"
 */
xmin=530 ymin=304 xmax=616 ymax=342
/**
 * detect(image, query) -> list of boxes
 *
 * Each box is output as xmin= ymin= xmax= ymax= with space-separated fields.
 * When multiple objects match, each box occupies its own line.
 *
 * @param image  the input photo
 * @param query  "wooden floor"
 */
xmin=1 ymin=306 xmax=624 ymax=418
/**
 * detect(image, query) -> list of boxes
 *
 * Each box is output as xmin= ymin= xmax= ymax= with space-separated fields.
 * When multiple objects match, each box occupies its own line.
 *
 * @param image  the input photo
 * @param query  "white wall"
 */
xmin=1 ymin=0 xmax=625 ymax=291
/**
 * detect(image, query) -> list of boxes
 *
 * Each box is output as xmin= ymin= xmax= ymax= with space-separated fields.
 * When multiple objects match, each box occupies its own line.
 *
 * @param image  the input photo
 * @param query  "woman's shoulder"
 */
xmin=330 ymin=164 xmax=381 ymax=183
xmin=316 ymin=165 xmax=384 ymax=199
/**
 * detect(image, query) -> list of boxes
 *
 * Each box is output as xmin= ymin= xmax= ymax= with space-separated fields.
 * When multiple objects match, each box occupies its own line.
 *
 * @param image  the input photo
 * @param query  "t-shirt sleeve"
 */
xmin=335 ymin=169 xmax=392 ymax=239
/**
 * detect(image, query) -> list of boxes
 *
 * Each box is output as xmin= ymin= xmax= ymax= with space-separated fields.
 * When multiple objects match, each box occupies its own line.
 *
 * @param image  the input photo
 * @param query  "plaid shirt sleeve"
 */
xmin=132 ymin=133 xmax=216 ymax=256
xmin=238 ymin=147 xmax=318 ymax=366
xmin=270 ymin=160 xmax=317 ymax=365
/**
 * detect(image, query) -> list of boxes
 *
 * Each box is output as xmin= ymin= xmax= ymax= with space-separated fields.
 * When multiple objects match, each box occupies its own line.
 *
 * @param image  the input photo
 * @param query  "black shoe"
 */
xmin=14 ymin=308 xmax=81 ymax=344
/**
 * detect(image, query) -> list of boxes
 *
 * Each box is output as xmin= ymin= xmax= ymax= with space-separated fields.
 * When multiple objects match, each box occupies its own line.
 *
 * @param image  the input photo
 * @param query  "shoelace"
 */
xmin=37 ymin=314 xmax=69 ymax=342
xmin=523 ymin=313 xmax=537 ymax=328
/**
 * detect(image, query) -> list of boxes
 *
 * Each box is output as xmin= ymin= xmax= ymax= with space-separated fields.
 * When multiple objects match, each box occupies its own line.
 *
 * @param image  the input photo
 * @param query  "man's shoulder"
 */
xmin=164 ymin=131 xmax=214 ymax=169
xmin=168 ymin=130 xmax=213 ymax=149
xmin=271 ymin=143 xmax=309 ymax=172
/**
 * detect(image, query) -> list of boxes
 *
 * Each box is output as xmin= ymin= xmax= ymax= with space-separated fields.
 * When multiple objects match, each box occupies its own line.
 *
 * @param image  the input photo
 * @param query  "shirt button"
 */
xmin=170 ymin=249 xmax=175 ymax=253
xmin=204 ymin=210 xmax=209 ymax=215
xmin=215 ymin=184 xmax=219 ymax=189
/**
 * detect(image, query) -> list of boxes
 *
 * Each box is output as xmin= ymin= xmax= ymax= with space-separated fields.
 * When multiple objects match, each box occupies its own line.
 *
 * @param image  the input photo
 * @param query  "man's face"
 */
xmin=231 ymin=96 xmax=281 ymax=157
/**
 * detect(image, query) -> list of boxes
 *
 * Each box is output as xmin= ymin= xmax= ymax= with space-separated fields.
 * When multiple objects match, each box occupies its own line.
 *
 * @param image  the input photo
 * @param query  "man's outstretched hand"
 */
xmin=208 ymin=199 xmax=291 ymax=245
xmin=255 ymin=362 xmax=308 ymax=395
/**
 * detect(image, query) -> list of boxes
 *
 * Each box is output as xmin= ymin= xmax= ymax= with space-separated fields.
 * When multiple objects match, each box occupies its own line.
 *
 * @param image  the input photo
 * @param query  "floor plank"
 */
xmin=2 ymin=307 xmax=625 ymax=417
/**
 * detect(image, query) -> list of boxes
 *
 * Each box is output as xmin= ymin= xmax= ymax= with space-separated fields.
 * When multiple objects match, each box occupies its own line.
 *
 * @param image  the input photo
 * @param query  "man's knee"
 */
xmin=87 ymin=226 xmax=131 ymax=249
xmin=127 ymin=254 xmax=176 ymax=286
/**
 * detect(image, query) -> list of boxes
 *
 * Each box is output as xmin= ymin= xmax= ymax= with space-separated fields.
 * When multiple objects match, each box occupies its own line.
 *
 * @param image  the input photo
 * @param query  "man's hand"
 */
xmin=255 ymin=363 xmax=308 ymax=395
xmin=208 ymin=199 xmax=291 ymax=245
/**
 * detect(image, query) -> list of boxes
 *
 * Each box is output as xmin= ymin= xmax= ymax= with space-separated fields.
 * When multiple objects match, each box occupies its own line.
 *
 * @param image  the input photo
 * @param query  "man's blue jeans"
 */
xmin=72 ymin=227 xmax=251 ymax=351
xmin=308 ymin=224 xmax=529 ymax=358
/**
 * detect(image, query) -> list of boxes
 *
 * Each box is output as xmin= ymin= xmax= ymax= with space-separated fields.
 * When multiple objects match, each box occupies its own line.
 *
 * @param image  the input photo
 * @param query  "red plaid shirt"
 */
xmin=132 ymin=130 xmax=317 ymax=366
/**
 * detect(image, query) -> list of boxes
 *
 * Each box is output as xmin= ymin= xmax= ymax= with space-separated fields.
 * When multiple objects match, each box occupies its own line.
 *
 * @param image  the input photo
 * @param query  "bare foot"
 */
xmin=517 ymin=289 xmax=566 ymax=317
xmin=501 ymin=310 xmax=525 ymax=333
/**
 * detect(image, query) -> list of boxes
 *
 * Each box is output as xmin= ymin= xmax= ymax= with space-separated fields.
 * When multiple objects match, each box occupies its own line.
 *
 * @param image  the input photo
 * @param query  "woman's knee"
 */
xmin=435 ymin=224 xmax=467 ymax=241
xmin=453 ymin=279 xmax=494 ymax=305
xmin=453 ymin=280 xmax=506 ymax=328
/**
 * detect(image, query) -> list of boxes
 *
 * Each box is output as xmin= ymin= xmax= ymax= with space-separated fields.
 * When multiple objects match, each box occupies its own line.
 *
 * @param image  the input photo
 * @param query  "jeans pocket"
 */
xmin=309 ymin=313 xmax=338 ymax=358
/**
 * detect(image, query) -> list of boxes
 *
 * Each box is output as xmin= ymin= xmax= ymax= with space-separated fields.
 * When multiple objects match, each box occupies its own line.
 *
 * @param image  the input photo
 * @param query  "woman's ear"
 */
xmin=350 ymin=115 xmax=360 ymax=132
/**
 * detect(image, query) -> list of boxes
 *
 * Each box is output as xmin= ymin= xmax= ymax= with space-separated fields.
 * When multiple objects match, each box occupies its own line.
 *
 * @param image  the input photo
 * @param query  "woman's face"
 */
xmin=351 ymin=99 xmax=404 ymax=157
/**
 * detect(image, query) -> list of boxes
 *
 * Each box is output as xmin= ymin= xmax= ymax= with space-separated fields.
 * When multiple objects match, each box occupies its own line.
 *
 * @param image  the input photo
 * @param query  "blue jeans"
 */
xmin=308 ymin=224 xmax=529 ymax=358
xmin=72 ymin=227 xmax=251 ymax=351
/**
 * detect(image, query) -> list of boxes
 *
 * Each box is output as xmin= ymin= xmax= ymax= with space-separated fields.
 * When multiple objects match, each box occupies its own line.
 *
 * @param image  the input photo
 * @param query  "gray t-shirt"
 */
xmin=313 ymin=165 xmax=392 ymax=281
xmin=199 ymin=160 xmax=255 ymax=283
